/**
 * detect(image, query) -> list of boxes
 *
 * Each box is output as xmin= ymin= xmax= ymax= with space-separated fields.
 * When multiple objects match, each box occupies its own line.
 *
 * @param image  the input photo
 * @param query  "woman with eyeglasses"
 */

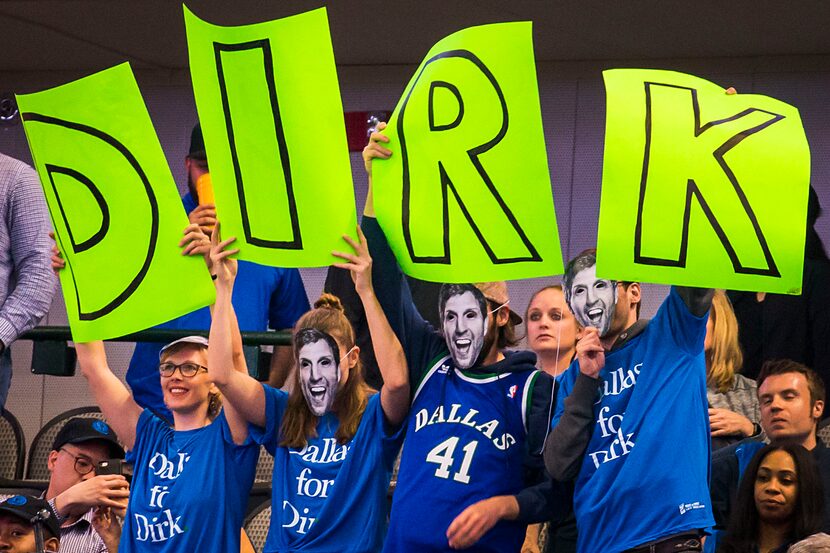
xmin=51 ymin=235 xmax=258 ymax=553
xmin=206 ymin=222 xmax=409 ymax=553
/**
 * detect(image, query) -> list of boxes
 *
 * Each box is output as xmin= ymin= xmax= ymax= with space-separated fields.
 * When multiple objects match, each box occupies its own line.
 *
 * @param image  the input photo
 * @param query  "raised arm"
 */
xmin=207 ymin=223 xmax=267 ymax=432
xmin=675 ymin=286 xmax=715 ymax=318
xmin=361 ymin=124 xmax=445 ymax=382
xmin=75 ymin=341 xmax=141 ymax=450
xmin=51 ymin=241 xmax=140 ymax=449
xmin=333 ymin=226 xmax=409 ymax=426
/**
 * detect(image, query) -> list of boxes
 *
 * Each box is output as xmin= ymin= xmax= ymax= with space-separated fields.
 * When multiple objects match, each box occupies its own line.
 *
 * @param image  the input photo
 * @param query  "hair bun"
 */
xmin=314 ymin=293 xmax=345 ymax=313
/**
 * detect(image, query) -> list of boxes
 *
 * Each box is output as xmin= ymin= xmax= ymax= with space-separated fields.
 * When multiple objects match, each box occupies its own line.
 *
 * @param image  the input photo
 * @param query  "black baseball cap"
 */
xmin=188 ymin=123 xmax=206 ymax=160
xmin=0 ymin=495 xmax=60 ymax=541
xmin=52 ymin=418 xmax=124 ymax=459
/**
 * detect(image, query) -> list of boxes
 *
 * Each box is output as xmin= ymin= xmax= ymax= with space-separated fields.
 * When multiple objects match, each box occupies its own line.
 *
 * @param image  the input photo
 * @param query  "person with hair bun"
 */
xmin=207 ymin=222 xmax=409 ymax=553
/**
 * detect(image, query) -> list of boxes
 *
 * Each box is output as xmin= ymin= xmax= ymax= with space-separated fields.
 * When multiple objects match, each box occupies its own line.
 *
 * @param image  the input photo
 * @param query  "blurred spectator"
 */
xmin=728 ymin=187 xmax=830 ymax=402
xmin=0 ymin=495 xmax=60 ymax=552
xmin=709 ymin=359 xmax=830 ymax=552
xmin=523 ymin=284 xmax=579 ymax=553
xmin=706 ymin=291 xmax=761 ymax=449
xmin=127 ymin=125 xmax=309 ymax=420
xmin=0 ymin=153 xmax=56 ymax=409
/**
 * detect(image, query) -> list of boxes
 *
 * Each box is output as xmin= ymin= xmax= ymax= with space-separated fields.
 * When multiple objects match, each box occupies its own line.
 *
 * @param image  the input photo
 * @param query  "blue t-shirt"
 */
xmin=122 ymin=410 xmax=258 ymax=553
xmin=127 ymin=193 xmax=310 ymax=420
xmin=250 ymin=385 xmax=403 ymax=553
xmin=552 ymin=287 xmax=714 ymax=553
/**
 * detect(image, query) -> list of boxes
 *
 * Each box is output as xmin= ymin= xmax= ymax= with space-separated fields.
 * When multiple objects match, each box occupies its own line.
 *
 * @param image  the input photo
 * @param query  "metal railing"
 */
xmin=20 ymin=326 xmax=291 ymax=379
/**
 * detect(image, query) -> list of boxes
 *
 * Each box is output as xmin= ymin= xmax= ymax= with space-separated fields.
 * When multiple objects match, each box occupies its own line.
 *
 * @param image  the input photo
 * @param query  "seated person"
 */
xmin=719 ymin=444 xmax=823 ymax=553
xmin=709 ymin=359 xmax=830 ymax=552
xmin=47 ymin=418 xmax=127 ymax=552
xmin=0 ymin=495 xmax=60 ymax=552
xmin=0 ymin=417 xmax=127 ymax=552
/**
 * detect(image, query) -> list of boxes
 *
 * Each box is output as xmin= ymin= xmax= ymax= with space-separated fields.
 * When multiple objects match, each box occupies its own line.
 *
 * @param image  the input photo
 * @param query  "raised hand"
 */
xmin=209 ymin=221 xmax=239 ymax=286
xmin=576 ymin=327 xmax=605 ymax=379
xmin=49 ymin=232 xmax=65 ymax=275
xmin=362 ymin=121 xmax=391 ymax=176
xmin=332 ymin=225 xmax=373 ymax=298
xmin=188 ymin=203 xmax=217 ymax=234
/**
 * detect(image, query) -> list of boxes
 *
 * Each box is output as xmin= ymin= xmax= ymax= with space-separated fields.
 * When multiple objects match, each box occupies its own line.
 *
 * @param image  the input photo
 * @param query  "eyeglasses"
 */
xmin=158 ymin=362 xmax=209 ymax=378
xmin=60 ymin=448 xmax=96 ymax=475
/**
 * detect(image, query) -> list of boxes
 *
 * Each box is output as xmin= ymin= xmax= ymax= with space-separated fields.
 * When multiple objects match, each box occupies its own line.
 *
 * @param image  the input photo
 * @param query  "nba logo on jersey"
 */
xmin=507 ymin=385 xmax=518 ymax=399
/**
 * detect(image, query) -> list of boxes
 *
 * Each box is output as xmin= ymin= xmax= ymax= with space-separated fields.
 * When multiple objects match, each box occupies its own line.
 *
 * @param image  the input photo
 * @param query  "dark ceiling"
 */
xmin=1 ymin=1 xmax=829 ymax=72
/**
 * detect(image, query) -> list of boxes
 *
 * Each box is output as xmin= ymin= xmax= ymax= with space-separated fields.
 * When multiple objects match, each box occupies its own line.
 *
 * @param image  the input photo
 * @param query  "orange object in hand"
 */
xmin=195 ymin=173 xmax=215 ymax=205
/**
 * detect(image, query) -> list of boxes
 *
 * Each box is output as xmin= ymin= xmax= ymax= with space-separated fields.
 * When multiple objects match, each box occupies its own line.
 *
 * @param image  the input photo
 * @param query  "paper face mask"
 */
xmin=295 ymin=328 xmax=341 ymax=416
xmin=565 ymin=257 xmax=617 ymax=337
xmin=439 ymin=284 xmax=489 ymax=369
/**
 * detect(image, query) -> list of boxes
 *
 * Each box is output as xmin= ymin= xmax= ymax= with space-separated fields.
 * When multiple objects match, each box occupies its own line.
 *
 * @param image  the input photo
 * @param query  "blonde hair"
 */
xmin=280 ymin=294 xmax=374 ymax=448
xmin=707 ymin=291 xmax=744 ymax=393
xmin=160 ymin=342 xmax=221 ymax=422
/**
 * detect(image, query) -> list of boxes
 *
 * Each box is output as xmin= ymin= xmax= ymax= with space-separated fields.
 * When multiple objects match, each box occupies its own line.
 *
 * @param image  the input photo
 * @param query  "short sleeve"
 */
xmin=126 ymin=409 xmax=164 ymax=463
xmin=247 ymin=384 xmax=289 ymax=454
xmin=373 ymin=394 xmax=406 ymax=471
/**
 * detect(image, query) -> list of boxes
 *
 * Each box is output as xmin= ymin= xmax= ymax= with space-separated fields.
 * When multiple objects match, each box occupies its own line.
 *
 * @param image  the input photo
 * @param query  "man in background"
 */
xmin=0 ymin=152 xmax=56 ymax=410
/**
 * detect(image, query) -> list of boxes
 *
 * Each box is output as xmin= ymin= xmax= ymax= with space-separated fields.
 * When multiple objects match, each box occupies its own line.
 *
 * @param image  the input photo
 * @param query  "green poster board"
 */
xmin=372 ymin=22 xmax=562 ymax=283
xmin=184 ymin=6 xmax=356 ymax=267
xmin=17 ymin=63 xmax=215 ymax=342
xmin=597 ymin=69 xmax=810 ymax=294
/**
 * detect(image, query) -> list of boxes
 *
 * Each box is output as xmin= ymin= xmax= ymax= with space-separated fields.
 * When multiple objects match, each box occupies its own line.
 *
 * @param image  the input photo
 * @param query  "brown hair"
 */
xmin=280 ymin=294 xmax=374 ymax=448
xmin=757 ymin=359 xmax=826 ymax=406
xmin=707 ymin=291 xmax=744 ymax=393
xmin=490 ymin=299 xmax=520 ymax=349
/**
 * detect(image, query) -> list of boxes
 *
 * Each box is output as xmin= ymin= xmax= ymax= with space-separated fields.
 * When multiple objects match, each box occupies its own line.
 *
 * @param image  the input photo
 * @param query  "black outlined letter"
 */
xmin=397 ymin=50 xmax=540 ymax=265
xmin=634 ymin=83 xmax=783 ymax=276
xmin=214 ymin=40 xmax=302 ymax=250
xmin=21 ymin=113 xmax=159 ymax=320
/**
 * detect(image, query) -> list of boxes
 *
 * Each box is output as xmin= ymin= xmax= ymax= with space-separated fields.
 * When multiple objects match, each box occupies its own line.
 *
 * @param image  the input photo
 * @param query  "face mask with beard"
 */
xmin=439 ymin=285 xmax=491 ymax=369
xmin=565 ymin=261 xmax=618 ymax=338
xmin=295 ymin=329 xmax=341 ymax=416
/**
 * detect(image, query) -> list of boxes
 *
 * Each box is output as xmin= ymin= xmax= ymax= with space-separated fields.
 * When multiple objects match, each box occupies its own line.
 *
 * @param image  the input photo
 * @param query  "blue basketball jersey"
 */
xmin=384 ymin=354 xmax=542 ymax=552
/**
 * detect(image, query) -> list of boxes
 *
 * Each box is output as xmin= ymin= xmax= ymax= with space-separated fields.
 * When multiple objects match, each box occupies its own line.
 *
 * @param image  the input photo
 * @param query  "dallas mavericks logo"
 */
xmin=92 ymin=420 xmax=110 ymax=434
